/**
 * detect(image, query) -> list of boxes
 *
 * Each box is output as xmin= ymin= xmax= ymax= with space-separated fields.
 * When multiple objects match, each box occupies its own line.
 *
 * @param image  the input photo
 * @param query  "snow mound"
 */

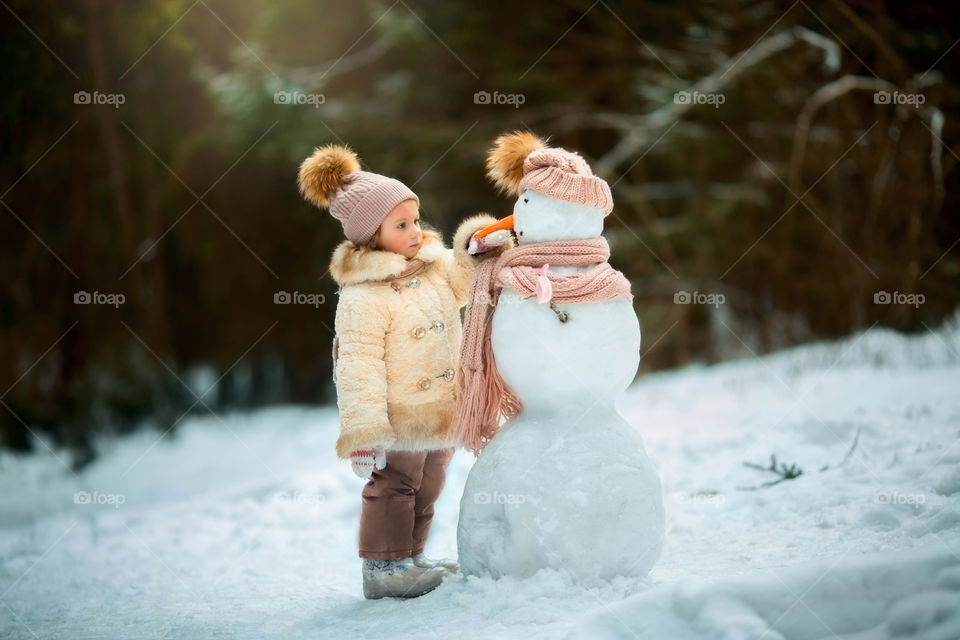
xmin=568 ymin=544 xmax=960 ymax=639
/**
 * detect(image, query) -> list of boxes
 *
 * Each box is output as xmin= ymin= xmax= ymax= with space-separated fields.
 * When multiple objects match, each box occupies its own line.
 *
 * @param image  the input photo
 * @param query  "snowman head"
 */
xmin=486 ymin=131 xmax=613 ymax=243
xmin=512 ymin=189 xmax=605 ymax=244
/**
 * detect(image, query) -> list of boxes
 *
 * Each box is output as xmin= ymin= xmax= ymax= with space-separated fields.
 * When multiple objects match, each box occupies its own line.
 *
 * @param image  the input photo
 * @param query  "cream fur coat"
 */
xmin=329 ymin=214 xmax=511 ymax=458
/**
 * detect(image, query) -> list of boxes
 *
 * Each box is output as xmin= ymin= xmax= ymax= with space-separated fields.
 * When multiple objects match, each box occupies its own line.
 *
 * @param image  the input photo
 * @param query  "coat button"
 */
xmin=409 ymin=277 xmax=421 ymax=288
xmin=443 ymin=368 xmax=455 ymax=381
xmin=411 ymin=326 xmax=426 ymax=339
xmin=418 ymin=377 xmax=432 ymax=390
xmin=432 ymin=320 xmax=444 ymax=332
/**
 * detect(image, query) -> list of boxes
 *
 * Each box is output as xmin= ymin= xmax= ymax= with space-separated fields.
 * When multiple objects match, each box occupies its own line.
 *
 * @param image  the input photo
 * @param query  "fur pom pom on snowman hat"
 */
xmin=485 ymin=131 xmax=614 ymax=215
xmin=485 ymin=131 xmax=548 ymax=195
xmin=297 ymin=144 xmax=419 ymax=245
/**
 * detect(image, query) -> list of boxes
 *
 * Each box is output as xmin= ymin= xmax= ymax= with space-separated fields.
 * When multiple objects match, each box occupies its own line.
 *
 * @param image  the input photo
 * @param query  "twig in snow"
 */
xmin=737 ymin=453 xmax=803 ymax=491
xmin=819 ymin=424 xmax=862 ymax=472
xmin=737 ymin=424 xmax=862 ymax=491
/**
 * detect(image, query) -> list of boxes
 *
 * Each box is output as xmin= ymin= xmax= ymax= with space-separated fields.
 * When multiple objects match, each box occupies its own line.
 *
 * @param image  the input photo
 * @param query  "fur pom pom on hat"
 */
xmin=485 ymin=131 xmax=547 ymax=195
xmin=297 ymin=144 xmax=419 ymax=245
xmin=485 ymin=131 xmax=613 ymax=215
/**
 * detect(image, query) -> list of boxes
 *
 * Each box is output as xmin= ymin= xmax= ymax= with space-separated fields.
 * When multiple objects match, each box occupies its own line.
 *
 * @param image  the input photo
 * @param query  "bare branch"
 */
xmin=271 ymin=39 xmax=391 ymax=88
xmin=595 ymin=27 xmax=840 ymax=176
xmin=788 ymin=75 xmax=945 ymax=213
xmin=789 ymin=75 xmax=896 ymax=191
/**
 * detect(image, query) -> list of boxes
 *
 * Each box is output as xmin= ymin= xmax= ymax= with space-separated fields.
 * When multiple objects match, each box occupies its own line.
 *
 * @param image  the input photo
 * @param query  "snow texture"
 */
xmin=1 ymin=314 xmax=959 ymax=639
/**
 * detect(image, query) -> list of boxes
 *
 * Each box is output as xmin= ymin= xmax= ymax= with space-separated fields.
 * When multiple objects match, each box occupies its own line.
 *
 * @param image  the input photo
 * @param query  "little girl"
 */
xmin=297 ymin=144 xmax=512 ymax=599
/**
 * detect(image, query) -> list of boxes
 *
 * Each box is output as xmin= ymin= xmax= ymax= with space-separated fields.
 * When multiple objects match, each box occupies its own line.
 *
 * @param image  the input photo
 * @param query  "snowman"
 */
xmin=449 ymin=132 xmax=665 ymax=585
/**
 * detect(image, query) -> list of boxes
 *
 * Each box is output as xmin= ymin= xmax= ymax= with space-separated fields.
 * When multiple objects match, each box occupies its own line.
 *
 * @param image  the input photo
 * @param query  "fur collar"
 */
xmin=329 ymin=229 xmax=447 ymax=286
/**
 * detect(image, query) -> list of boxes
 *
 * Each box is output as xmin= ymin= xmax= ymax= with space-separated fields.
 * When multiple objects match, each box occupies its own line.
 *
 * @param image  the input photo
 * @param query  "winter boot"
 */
xmin=361 ymin=557 xmax=449 ymax=600
xmin=412 ymin=552 xmax=459 ymax=574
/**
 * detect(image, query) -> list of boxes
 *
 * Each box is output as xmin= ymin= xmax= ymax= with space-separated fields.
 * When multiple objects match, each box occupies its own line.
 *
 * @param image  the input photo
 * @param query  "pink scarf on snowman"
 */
xmin=448 ymin=237 xmax=634 ymax=456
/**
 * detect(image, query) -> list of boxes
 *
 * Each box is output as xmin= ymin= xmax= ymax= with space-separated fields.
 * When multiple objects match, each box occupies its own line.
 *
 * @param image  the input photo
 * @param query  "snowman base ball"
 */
xmin=457 ymin=406 xmax=664 ymax=585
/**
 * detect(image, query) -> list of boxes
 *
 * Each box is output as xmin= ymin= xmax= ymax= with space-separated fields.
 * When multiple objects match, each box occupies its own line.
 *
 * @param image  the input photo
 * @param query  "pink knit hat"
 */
xmin=297 ymin=145 xmax=419 ymax=245
xmin=486 ymin=131 xmax=614 ymax=215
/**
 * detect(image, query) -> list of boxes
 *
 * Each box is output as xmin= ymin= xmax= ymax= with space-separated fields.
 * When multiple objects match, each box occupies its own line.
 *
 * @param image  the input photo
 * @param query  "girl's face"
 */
xmin=375 ymin=199 xmax=422 ymax=259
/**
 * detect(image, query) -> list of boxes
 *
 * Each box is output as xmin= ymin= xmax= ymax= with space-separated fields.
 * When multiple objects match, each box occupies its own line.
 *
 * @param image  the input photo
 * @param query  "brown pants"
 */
xmin=358 ymin=447 xmax=455 ymax=559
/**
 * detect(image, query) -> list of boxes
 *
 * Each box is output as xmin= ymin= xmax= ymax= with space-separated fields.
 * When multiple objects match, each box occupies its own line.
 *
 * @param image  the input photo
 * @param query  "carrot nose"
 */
xmin=473 ymin=214 xmax=514 ymax=239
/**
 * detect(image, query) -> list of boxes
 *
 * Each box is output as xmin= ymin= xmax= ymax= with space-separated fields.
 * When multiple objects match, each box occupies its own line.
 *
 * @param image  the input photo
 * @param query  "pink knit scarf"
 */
xmin=448 ymin=237 xmax=634 ymax=455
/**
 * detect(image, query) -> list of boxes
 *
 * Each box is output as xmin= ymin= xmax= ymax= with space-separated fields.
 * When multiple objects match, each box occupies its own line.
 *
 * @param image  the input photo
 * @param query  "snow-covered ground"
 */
xmin=2 ymin=315 xmax=959 ymax=639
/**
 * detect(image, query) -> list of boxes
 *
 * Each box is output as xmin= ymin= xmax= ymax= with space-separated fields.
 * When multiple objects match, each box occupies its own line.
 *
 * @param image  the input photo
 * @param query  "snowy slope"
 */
xmin=1 ymin=314 xmax=959 ymax=639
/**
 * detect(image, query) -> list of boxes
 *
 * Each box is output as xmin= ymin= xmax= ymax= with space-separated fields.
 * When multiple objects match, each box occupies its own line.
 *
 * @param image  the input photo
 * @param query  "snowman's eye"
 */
xmin=523 ymin=198 xmax=529 ymax=204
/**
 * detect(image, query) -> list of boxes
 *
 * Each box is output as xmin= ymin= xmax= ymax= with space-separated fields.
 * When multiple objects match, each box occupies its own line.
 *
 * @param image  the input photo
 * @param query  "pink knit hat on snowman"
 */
xmin=485 ymin=131 xmax=613 ymax=214
xmin=297 ymin=144 xmax=419 ymax=245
